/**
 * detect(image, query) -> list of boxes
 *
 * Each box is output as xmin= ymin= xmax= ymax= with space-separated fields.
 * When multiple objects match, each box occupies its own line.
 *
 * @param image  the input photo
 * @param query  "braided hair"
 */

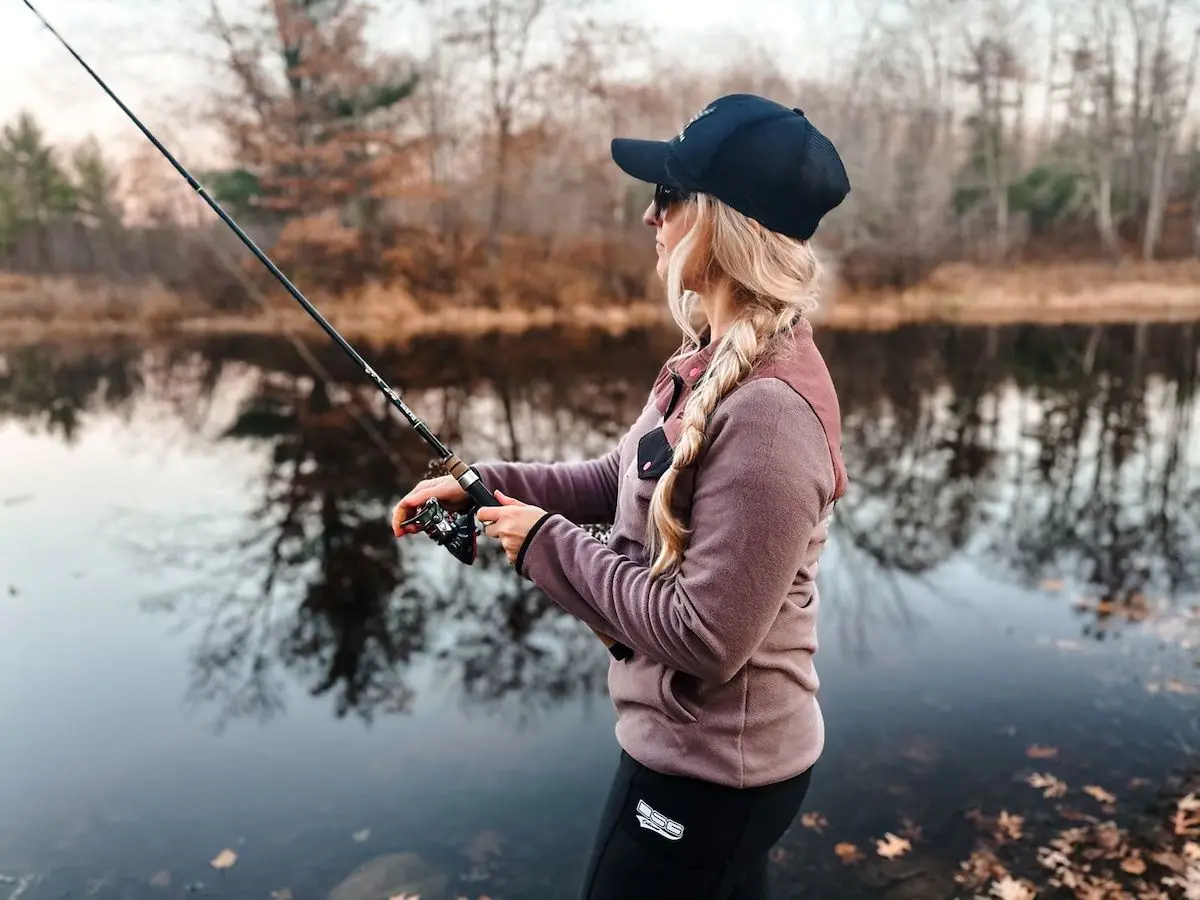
xmin=646 ymin=193 xmax=823 ymax=579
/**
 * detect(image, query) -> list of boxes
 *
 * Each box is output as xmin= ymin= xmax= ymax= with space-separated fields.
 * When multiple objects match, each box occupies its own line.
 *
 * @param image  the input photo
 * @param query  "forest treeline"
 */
xmin=3 ymin=0 xmax=1200 ymax=318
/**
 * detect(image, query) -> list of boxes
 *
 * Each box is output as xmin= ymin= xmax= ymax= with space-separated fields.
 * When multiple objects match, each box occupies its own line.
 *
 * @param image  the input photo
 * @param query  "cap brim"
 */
xmin=610 ymin=138 xmax=679 ymax=187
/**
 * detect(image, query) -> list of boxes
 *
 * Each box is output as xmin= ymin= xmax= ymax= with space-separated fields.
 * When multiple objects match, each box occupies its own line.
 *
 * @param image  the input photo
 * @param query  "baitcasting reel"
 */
xmin=398 ymin=497 xmax=480 ymax=566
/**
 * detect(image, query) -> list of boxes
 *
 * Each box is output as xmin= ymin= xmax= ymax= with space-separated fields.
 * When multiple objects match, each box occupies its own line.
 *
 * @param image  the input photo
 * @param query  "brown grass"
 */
xmin=3 ymin=259 xmax=1200 ymax=345
xmin=815 ymin=259 xmax=1200 ymax=329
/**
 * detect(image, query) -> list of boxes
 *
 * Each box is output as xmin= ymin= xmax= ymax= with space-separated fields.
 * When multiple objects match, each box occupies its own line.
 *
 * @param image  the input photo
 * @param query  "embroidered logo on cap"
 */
xmin=676 ymin=104 xmax=715 ymax=142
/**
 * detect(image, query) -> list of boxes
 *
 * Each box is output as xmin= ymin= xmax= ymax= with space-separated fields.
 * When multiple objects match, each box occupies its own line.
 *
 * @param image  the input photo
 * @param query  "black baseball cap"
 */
xmin=610 ymin=93 xmax=850 ymax=241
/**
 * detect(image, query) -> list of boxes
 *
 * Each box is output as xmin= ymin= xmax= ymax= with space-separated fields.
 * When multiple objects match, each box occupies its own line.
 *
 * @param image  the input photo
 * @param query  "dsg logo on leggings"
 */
xmin=635 ymin=799 xmax=685 ymax=840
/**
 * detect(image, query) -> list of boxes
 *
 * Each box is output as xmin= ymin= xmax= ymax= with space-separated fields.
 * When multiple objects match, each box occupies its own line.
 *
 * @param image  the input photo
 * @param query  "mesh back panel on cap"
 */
xmin=798 ymin=128 xmax=847 ymax=210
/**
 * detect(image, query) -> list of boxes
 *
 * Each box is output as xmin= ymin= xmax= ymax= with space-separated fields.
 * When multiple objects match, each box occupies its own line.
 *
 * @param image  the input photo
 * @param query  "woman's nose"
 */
xmin=642 ymin=201 xmax=660 ymax=228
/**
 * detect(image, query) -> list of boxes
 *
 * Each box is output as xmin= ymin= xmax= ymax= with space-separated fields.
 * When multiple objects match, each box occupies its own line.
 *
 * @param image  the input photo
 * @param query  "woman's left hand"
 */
xmin=476 ymin=490 xmax=548 ymax=565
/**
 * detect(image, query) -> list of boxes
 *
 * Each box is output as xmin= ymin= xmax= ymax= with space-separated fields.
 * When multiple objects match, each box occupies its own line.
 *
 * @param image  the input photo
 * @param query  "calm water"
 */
xmin=1 ymin=323 xmax=1198 ymax=900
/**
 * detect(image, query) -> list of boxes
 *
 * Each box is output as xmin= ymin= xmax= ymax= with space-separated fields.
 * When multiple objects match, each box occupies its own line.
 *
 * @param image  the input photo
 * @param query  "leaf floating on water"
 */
xmin=1082 ymin=785 xmax=1117 ymax=805
xmin=270 ymin=890 xmax=293 ymax=900
xmin=1026 ymin=772 xmax=1068 ymax=798
xmin=352 ymin=828 xmax=371 ymax=843
xmin=464 ymin=830 xmax=504 ymax=866
xmin=149 ymin=871 xmax=170 ymax=888
xmin=1055 ymin=639 xmax=1080 ymax=652
xmin=210 ymin=849 xmax=238 ymax=870
xmin=834 ymin=842 xmax=863 ymax=864
xmin=988 ymin=875 xmax=1036 ymax=900
xmin=800 ymin=811 xmax=827 ymax=832
xmin=1165 ymin=678 xmax=1197 ymax=695
xmin=899 ymin=817 xmax=923 ymax=841
xmin=876 ymin=833 xmax=911 ymax=859
xmin=1038 ymin=579 xmax=1065 ymax=591
xmin=1026 ymin=744 xmax=1059 ymax=759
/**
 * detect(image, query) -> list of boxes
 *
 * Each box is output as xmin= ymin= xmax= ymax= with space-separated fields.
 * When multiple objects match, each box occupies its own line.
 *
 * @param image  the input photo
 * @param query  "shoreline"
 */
xmin=3 ymin=260 xmax=1200 ymax=344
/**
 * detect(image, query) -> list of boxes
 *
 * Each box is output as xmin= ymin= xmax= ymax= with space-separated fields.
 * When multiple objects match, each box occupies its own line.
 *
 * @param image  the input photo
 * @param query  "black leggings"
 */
xmin=579 ymin=750 xmax=813 ymax=900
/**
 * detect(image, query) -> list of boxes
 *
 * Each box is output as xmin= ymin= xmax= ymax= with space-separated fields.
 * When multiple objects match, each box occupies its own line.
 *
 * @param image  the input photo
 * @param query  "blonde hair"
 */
xmin=646 ymin=193 xmax=823 ymax=578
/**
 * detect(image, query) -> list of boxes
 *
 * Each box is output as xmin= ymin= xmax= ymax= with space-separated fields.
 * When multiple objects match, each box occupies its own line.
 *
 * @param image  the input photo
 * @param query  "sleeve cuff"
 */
xmin=515 ymin=511 xmax=556 ymax=576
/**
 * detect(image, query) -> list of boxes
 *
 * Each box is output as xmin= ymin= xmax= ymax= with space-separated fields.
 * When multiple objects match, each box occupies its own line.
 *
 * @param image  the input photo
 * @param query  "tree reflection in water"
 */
xmin=1 ymin=323 xmax=1196 ymax=728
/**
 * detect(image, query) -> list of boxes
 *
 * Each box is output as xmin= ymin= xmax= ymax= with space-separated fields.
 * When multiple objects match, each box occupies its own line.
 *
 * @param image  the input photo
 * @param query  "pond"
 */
xmin=1 ymin=322 xmax=1198 ymax=900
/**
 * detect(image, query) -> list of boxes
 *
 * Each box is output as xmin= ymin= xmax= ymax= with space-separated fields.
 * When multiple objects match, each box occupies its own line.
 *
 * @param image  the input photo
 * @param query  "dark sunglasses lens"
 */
xmin=654 ymin=184 xmax=687 ymax=215
xmin=653 ymin=184 xmax=669 ymax=213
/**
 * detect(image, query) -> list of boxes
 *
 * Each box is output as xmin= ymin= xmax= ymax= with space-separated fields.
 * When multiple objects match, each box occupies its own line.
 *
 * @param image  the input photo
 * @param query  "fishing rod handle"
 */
xmin=441 ymin=455 xmax=634 ymax=662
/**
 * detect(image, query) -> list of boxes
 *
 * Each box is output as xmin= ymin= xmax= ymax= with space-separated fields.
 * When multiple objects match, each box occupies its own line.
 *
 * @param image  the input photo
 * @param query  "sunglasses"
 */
xmin=653 ymin=183 xmax=694 ymax=218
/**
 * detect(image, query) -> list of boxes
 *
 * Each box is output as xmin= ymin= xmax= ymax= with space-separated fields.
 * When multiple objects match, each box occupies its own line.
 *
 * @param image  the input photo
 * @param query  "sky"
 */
xmin=1 ymin=0 xmax=857 ymax=166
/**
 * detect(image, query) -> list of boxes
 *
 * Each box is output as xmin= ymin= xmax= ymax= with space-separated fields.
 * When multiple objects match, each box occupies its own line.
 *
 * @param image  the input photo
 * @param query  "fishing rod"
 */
xmin=24 ymin=0 xmax=633 ymax=662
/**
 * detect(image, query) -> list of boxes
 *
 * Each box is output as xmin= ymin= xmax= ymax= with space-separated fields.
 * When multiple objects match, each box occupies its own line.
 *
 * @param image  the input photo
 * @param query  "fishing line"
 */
xmin=24 ymin=0 xmax=634 ymax=661
xmin=144 ymin=120 xmax=410 ymax=474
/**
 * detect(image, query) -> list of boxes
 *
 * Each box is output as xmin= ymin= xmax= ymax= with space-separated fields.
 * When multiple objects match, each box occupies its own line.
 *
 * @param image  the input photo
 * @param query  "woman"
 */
xmin=392 ymin=93 xmax=850 ymax=900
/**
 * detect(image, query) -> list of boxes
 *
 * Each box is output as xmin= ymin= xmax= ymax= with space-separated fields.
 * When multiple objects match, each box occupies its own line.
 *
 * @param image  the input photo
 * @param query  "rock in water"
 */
xmin=326 ymin=853 xmax=449 ymax=900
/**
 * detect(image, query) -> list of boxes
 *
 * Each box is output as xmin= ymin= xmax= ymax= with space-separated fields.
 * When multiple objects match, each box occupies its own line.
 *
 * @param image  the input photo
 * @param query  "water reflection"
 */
xmin=2 ymin=323 xmax=1197 ymax=732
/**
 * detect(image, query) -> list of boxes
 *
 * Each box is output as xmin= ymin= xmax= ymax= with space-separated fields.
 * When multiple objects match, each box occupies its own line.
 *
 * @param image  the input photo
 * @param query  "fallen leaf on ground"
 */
xmin=997 ymin=811 xmax=1024 ymax=841
xmin=1026 ymin=744 xmax=1059 ymax=759
xmin=769 ymin=846 xmax=791 ymax=864
xmin=210 ymin=849 xmax=238 ymax=870
xmin=1058 ymin=806 xmax=1093 ymax=822
xmin=1149 ymin=850 xmax=1187 ymax=874
xmin=989 ymin=875 xmax=1036 ymax=900
xmin=1184 ymin=841 xmax=1200 ymax=861
xmin=1174 ymin=793 xmax=1200 ymax=836
xmin=876 ymin=833 xmax=911 ymax=859
xmin=955 ymin=847 xmax=1009 ymax=890
xmin=1083 ymin=785 xmax=1117 ymax=805
xmin=966 ymin=808 xmax=989 ymax=828
xmin=834 ymin=842 xmax=863 ymax=864
xmin=800 ymin=811 xmax=827 ymax=832
xmin=1119 ymin=853 xmax=1146 ymax=874
xmin=1095 ymin=821 xmax=1124 ymax=853
xmin=1165 ymin=679 xmax=1197 ymax=694
xmin=1027 ymin=772 xmax=1068 ymax=798
xmin=899 ymin=817 xmax=923 ymax=841
xmin=1036 ymin=845 xmax=1072 ymax=872
xmin=1128 ymin=777 xmax=1151 ymax=789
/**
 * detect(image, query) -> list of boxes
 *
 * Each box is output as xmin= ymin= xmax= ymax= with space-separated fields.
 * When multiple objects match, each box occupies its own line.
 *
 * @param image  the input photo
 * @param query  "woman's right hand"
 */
xmin=391 ymin=475 xmax=469 ymax=537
